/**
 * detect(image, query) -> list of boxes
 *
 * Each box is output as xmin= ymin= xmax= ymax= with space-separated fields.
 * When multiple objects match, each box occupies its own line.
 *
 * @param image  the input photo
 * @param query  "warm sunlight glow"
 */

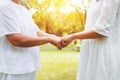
xmin=70 ymin=0 xmax=82 ymax=6
xmin=23 ymin=0 xmax=86 ymax=36
xmin=59 ymin=0 xmax=85 ymax=14
xmin=37 ymin=0 xmax=90 ymax=14
xmin=59 ymin=3 xmax=75 ymax=14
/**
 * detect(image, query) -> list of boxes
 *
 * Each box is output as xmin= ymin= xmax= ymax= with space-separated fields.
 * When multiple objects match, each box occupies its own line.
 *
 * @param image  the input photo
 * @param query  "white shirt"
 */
xmin=0 ymin=1 xmax=40 ymax=74
xmin=77 ymin=0 xmax=120 ymax=80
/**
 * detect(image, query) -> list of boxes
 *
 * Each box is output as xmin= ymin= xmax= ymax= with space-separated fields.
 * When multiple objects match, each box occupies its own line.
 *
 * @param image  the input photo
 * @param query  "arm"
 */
xmin=37 ymin=31 xmax=51 ymax=37
xmin=37 ymin=31 xmax=62 ymax=49
xmin=37 ymin=31 xmax=60 ymax=38
xmin=61 ymin=30 xmax=105 ymax=47
xmin=6 ymin=32 xmax=62 ymax=49
xmin=70 ymin=30 xmax=105 ymax=40
xmin=6 ymin=33 xmax=51 ymax=47
xmin=62 ymin=0 xmax=118 ymax=47
xmin=0 ymin=4 xmax=62 ymax=49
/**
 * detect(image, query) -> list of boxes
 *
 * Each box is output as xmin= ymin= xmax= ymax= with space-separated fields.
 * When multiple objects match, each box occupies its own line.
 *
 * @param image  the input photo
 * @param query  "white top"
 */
xmin=77 ymin=0 xmax=120 ymax=80
xmin=0 ymin=1 xmax=40 ymax=74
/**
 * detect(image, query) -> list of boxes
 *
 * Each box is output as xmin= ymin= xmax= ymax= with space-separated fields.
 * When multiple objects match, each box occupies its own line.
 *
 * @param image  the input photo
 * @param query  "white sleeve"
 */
xmin=92 ymin=0 xmax=119 ymax=37
xmin=29 ymin=12 xmax=40 ymax=33
xmin=0 ymin=4 xmax=21 ymax=37
xmin=33 ymin=21 xmax=41 ymax=33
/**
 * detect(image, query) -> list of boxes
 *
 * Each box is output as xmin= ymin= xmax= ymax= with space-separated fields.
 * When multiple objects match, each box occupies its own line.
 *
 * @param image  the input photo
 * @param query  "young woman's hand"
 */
xmin=61 ymin=34 xmax=74 ymax=47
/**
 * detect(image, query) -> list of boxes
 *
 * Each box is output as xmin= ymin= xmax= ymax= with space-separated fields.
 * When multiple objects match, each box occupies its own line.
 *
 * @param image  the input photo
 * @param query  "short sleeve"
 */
xmin=33 ymin=21 xmax=40 ymax=33
xmin=28 ymin=12 xmax=40 ymax=33
xmin=92 ymin=0 xmax=119 ymax=37
xmin=0 ymin=4 xmax=21 ymax=37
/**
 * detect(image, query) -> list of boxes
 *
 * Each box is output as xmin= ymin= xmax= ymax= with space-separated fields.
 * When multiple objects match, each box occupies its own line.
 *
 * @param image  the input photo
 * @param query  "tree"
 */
xmin=22 ymin=0 xmax=88 ymax=36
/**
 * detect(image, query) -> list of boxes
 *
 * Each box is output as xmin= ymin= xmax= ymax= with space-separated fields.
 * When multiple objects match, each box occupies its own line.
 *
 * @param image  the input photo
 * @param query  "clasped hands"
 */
xmin=49 ymin=34 xmax=74 ymax=49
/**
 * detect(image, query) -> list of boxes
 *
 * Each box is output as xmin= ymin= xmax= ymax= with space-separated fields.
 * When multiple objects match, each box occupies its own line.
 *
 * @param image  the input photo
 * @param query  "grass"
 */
xmin=36 ymin=47 xmax=80 ymax=80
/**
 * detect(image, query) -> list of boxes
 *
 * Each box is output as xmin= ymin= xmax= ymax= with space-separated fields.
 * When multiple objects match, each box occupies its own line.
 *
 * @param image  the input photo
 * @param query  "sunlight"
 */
xmin=70 ymin=0 xmax=82 ymax=6
xmin=38 ymin=0 xmax=89 ymax=14
xmin=59 ymin=2 xmax=75 ymax=14
xmin=59 ymin=0 xmax=85 ymax=14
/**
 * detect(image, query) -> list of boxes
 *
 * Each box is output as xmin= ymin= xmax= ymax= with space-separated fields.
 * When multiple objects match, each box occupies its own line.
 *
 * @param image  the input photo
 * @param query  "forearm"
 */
xmin=6 ymin=34 xmax=51 ymax=47
xmin=71 ymin=30 xmax=106 ymax=40
xmin=15 ymin=37 xmax=50 ymax=47
xmin=37 ymin=31 xmax=53 ymax=37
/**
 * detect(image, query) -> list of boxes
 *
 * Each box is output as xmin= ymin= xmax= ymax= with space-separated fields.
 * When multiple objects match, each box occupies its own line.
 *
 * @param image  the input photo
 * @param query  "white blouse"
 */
xmin=0 ymin=1 xmax=40 ymax=74
xmin=77 ymin=0 xmax=120 ymax=80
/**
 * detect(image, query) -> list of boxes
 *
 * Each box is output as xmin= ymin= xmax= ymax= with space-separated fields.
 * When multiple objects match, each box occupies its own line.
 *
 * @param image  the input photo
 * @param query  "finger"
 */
xmin=50 ymin=39 xmax=61 ymax=49
xmin=56 ymin=41 xmax=63 ymax=50
xmin=61 ymin=39 xmax=69 ymax=47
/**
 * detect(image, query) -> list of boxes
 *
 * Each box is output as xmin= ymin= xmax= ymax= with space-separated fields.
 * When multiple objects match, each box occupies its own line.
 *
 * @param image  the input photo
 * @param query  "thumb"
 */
xmin=61 ymin=39 xmax=69 ymax=47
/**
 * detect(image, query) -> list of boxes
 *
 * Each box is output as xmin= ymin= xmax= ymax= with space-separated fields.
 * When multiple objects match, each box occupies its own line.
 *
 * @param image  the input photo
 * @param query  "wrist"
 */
xmin=70 ymin=34 xmax=76 ymax=40
xmin=72 ymin=32 xmax=82 ymax=40
xmin=48 ymin=37 xmax=53 ymax=43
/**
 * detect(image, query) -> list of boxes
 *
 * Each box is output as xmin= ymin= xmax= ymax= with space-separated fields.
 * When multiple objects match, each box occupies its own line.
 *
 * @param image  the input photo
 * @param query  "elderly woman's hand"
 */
xmin=49 ymin=35 xmax=63 ymax=50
